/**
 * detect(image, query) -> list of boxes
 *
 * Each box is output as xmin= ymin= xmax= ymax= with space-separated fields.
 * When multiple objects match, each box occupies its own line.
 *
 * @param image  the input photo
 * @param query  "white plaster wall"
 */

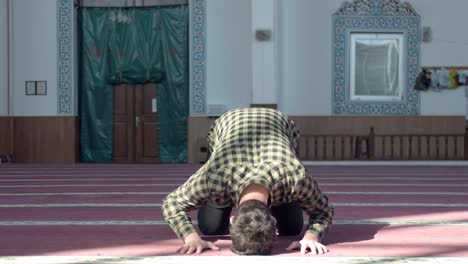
xmin=11 ymin=0 xmax=58 ymax=116
xmin=278 ymin=0 xmax=342 ymax=115
xmin=0 ymin=0 xmax=8 ymax=115
xmin=251 ymin=0 xmax=278 ymax=104
xmin=409 ymin=0 xmax=468 ymax=116
xmin=205 ymin=0 xmax=252 ymax=112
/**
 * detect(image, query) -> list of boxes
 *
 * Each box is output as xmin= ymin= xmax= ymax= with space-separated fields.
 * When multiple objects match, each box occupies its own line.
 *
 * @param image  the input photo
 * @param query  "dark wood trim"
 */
xmin=250 ymin=104 xmax=278 ymax=110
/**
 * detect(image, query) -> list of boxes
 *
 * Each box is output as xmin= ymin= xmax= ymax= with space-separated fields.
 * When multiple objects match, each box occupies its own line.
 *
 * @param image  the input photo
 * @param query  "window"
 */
xmin=332 ymin=0 xmax=421 ymax=115
xmin=350 ymin=33 xmax=404 ymax=102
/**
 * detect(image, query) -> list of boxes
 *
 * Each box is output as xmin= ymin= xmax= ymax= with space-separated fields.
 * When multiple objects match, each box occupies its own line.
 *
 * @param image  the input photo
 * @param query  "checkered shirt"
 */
xmin=162 ymin=108 xmax=334 ymax=241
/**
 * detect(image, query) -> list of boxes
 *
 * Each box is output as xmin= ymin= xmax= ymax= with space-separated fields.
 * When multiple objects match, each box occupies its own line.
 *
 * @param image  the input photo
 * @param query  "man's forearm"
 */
xmin=303 ymin=231 xmax=320 ymax=241
xmin=306 ymin=205 xmax=334 ymax=241
xmin=184 ymin=232 xmax=201 ymax=243
xmin=167 ymin=219 xmax=198 ymax=241
xmin=162 ymin=197 xmax=198 ymax=240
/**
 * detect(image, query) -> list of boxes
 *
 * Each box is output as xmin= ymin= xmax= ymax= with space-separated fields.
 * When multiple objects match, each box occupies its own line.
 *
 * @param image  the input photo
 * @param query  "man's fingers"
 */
xmin=300 ymin=241 xmax=308 ymax=255
xmin=178 ymin=240 xmax=220 ymax=255
xmin=207 ymin=242 xmax=220 ymax=251
xmin=285 ymin=241 xmax=329 ymax=255
xmin=307 ymin=241 xmax=317 ymax=255
xmin=177 ymin=245 xmax=187 ymax=254
xmin=196 ymin=246 xmax=203 ymax=254
xmin=186 ymin=246 xmax=196 ymax=255
xmin=317 ymin=243 xmax=327 ymax=254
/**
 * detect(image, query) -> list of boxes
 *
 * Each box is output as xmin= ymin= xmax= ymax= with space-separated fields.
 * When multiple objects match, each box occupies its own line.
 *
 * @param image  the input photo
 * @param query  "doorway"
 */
xmin=78 ymin=6 xmax=189 ymax=163
xmin=113 ymin=83 xmax=159 ymax=163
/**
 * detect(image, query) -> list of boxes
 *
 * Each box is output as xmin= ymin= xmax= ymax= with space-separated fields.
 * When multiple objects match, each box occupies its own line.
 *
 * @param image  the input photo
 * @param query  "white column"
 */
xmin=0 ymin=0 xmax=8 ymax=115
xmin=251 ymin=0 xmax=279 ymax=105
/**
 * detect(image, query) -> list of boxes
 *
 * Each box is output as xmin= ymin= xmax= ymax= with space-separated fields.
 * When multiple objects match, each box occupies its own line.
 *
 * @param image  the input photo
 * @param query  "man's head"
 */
xmin=229 ymin=200 xmax=276 ymax=255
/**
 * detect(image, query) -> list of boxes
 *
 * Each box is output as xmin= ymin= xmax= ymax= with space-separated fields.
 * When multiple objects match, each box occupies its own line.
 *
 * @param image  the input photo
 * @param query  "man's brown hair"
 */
xmin=229 ymin=200 xmax=276 ymax=255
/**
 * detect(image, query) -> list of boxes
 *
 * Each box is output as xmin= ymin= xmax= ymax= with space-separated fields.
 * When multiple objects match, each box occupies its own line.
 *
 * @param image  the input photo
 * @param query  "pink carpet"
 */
xmin=1 ymin=163 xmax=468 ymax=258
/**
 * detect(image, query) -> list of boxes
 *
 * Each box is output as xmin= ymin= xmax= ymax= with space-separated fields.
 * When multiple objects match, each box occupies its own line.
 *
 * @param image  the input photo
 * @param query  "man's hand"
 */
xmin=177 ymin=232 xmax=220 ymax=254
xmin=285 ymin=232 xmax=328 ymax=255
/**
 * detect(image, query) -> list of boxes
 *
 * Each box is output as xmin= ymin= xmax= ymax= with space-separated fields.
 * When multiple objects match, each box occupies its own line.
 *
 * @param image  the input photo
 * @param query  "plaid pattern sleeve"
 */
xmin=206 ymin=119 xmax=219 ymax=155
xmin=161 ymin=167 xmax=211 ymax=240
xmin=296 ymin=170 xmax=334 ymax=241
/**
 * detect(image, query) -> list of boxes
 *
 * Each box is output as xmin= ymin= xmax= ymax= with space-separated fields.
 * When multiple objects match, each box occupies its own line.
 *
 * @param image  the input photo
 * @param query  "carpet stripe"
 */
xmin=2 ymin=177 xmax=468 ymax=181
xmin=0 ymin=172 xmax=468 ymax=177
xmin=1 ymin=220 xmax=468 ymax=226
xmin=326 ymin=191 xmax=468 ymax=196
xmin=1 ymin=202 xmax=468 ymax=208
xmin=0 ymin=192 xmax=170 ymax=196
xmin=2 ymin=183 xmax=468 ymax=187
xmin=1 ymin=191 xmax=468 ymax=196
xmin=1 ymin=256 xmax=467 ymax=264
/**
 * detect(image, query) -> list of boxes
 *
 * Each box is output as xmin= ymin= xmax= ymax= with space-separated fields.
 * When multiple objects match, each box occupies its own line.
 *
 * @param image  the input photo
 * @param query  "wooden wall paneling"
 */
xmin=290 ymin=116 xmax=465 ymax=135
xmin=0 ymin=117 xmax=13 ymax=155
xmin=13 ymin=117 xmax=78 ymax=163
xmin=187 ymin=115 xmax=466 ymax=163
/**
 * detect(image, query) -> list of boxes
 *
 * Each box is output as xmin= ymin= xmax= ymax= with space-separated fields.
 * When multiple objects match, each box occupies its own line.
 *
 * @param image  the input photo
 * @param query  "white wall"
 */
xmin=411 ymin=0 xmax=468 ymax=115
xmin=11 ymin=0 xmax=58 ymax=116
xmin=205 ymin=0 xmax=468 ymax=116
xmin=0 ymin=0 xmax=8 ymax=115
xmin=278 ymin=0 xmax=341 ymax=115
xmin=251 ymin=0 xmax=279 ymax=104
xmin=205 ymin=0 xmax=252 ymax=111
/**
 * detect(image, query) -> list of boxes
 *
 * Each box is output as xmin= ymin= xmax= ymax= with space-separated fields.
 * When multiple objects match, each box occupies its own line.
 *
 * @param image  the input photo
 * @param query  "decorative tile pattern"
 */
xmin=332 ymin=0 xmax=421 ymax=115
xmin=57 ymin=0 xmax=74 ymax=115
xmin=190 ymin=0 xmax=207 ymax=115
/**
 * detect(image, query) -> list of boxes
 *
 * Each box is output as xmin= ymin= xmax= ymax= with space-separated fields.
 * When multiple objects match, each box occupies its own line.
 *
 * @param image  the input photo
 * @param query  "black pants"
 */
xmin=197 ymin=201 xmax=304 ymax=236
